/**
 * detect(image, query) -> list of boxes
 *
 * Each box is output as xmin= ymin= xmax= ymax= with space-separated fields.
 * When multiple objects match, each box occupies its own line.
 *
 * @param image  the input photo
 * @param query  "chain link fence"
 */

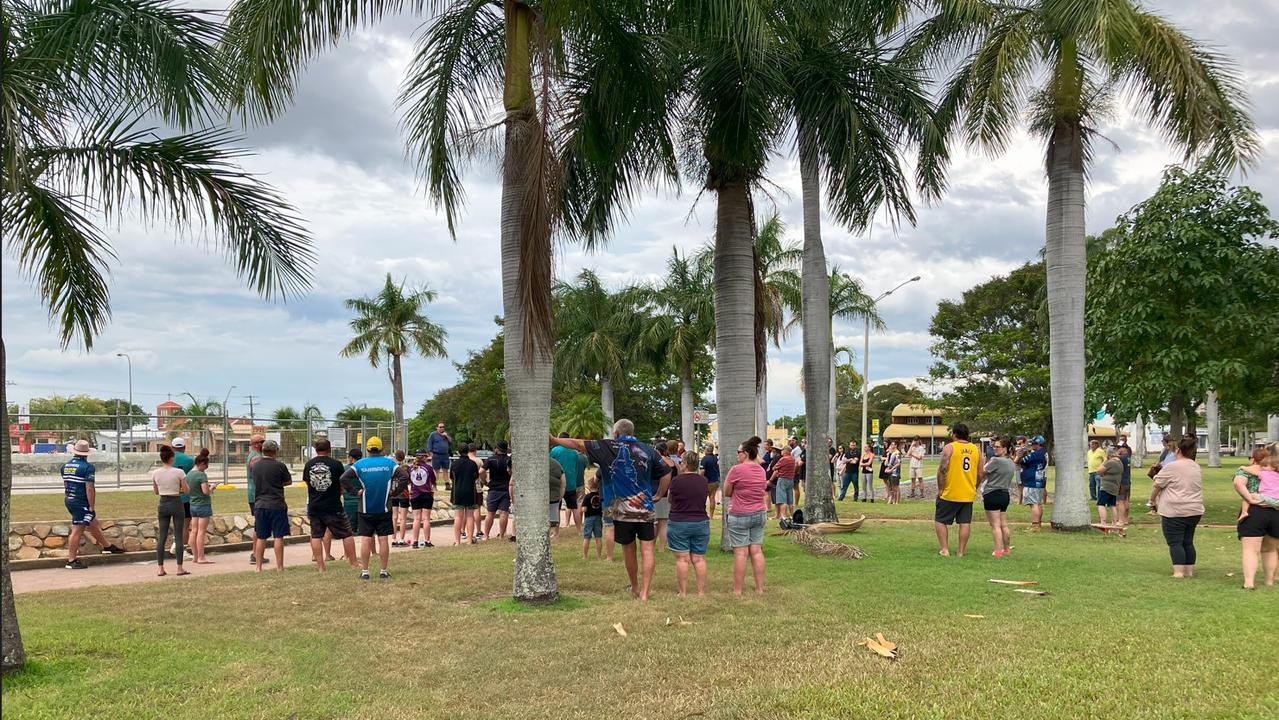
xmin=9 ymin=412 xmax=407 ymax=493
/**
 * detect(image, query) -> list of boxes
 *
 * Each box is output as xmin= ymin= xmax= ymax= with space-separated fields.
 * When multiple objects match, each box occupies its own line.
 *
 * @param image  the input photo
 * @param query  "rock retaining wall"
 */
xmin=7 ymin=503 xmax=456 ymax=560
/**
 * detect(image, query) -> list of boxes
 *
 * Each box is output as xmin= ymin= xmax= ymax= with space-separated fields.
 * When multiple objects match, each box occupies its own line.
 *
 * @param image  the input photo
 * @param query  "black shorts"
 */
xmin=613 ymin=520 xmax=656 ymax=545
xmin=391 ymin=497 xmax=410 ymax=509
xmin=310 ymin=512 xmax=354 ymax=540
xmin=410 ymin=494 xmax=434 ymax=510
xmin=1238 ymin=505 xmax=1279 ymax=539
xmin=562 ymin=491 xmax=579 ymax=510
xmin=1097 ymin=490 xmax=1118 ymax=507
xmin=357 ymin=512 xmax=394 ymax=537
xmin=485 ymin=490 xmax=511 ymax=514
xmin=183 ymin=501 xmax=192 ymax=519
xmin=982 ymin=490 xmax=1010 ymax=512
xmin=935 ymin=499 xmax=973 ymax=525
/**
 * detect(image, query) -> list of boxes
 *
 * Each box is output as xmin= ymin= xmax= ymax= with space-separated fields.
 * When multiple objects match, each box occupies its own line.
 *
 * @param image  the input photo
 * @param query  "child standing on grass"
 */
xmin=582 ymin=477 xmax=604 ymax=559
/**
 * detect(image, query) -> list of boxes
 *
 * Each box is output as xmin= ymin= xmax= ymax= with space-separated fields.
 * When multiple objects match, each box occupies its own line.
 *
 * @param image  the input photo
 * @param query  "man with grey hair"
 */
xmin=251 ymin=439 xmax=293 ymax=572
xmin=1096 ymin=444 xmax=1124 ymax=526
xmin=551 ymin=419 xmax=671 ymax=601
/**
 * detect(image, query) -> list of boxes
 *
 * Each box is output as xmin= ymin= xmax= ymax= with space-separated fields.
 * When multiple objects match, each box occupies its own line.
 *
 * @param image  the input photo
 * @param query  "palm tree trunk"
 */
xmin=714 ymin=178 xmax=758 ymax=550
xmin=1 ymin=337 xmax=26 ymax=672
xmin=680 ymin=363 xmax=695 ymax=450
xmin=391 ymin=353 xmax=405 ymax=454
xmin=600 ymin=376 xmax=615 ymax=436
xmin=797 ymin=120 xmax=836 ymax=523
xmin=1132 ymin=413 xmax=1145 ymax=468
xmin=828 ymin=348 xmax=837 ymax=444
xmin=1270 ymin=415 xmax=1279 ymax=446
xmin=503 ymin=0 xmax=556 ymax=602
xmin=755 ymin=369 xmax=768 ymax=437
xmin=1044 ymin=119 xmax=1089 ymax=531
xmin=1206 ymin=389 xmax=1221 ymax=468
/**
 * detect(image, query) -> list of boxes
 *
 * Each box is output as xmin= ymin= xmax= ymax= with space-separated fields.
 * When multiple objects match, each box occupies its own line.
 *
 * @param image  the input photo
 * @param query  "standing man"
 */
xmin=245 ymin=433 xmax=265 ymax=564
xmin=769 ymin=445 xmax=797 ymax=522
xmin=481 ymin=440 xmax=513 ymax=540
xmin=1087 ymin=439 xmax=1106 ymax=501
xmin=61 ymin=440 xmax=125 ymax=568
xmin=303 ymin=438 xmax=356 ymax=571
xmin=762 ymin=439 xmax=778 ymax=475
xmin=341 ymin=436 xmax=397 ymax=580
xmin=1011 ymin=436 xmax=1028 ymax=504
xmin=908 ymin=438 xmax=926 ymax=499
xmin=251 ymin=439 xmax=293 ymax=572
xmin=1096 ymin=445 xmax=1124 ymax=526
xmin=428 ymin=422 xmax=452 ymax=489
xmin=1116 ymin=434 xmax=1133 ymax=525
xmin=699 ymin=444 xmax=720 ymax=519
xmin=171 ymin=437 xmax=195 ymax=557
xmin=550 ymin=419 xmax=670 ymax=601
xmin=1018 ymin=435 xmax=1049 ymax=531
xmin=793 ymin=438 xmax=807 ymax=508
xmin=550 ymin=434 xmax=581 ymax=529
xmin=934 ymin=423 xmax=984 ymax=557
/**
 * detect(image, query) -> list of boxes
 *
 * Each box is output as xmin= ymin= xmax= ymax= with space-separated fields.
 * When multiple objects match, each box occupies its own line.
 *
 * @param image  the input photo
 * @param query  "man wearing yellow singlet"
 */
xmin=934 ymin=424 xmax=985 ymax=557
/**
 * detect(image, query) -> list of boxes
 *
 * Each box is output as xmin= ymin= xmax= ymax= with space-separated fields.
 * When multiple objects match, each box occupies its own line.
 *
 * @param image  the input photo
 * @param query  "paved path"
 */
xmin=11 ymin=540 xmax=430 ymax=594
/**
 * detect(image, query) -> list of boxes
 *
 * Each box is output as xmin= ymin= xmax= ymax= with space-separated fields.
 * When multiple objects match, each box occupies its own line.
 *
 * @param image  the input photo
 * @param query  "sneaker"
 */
xmin=64 ymin=559 xmax=88 ymax=570
xmin=424 ymin=541 xmax=435 ymax=548
xmin=461 ymin=532 xmax=468 ymax=540
xmin=508 ymin=535 xmax=517 ymax=543
xmin=101 ymin=544 xmax=126 ymax=554
xmin=250 ymin=554 xmax=257 ymax=565
xmin=379 ymin=570 xmax=391 ymax=579
xmin=360 ymin=570 xmax=370 ymax=581
xmin=475 ymin=531 xmax=486 ymax=540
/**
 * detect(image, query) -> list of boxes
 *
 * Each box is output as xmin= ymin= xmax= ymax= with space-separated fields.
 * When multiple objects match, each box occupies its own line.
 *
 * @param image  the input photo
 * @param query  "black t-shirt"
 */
xmin=582 ymin=491 xmax=603 ymax=517
xmin=450 ymin=456 xmax=479 ymax=505
xmin=483 ymin=453 xmax=511 ymax=493
xmin=251 ymin=457 xmax=292 ymax=510
xmin=303 ymin=455 xmax=345 ymax=515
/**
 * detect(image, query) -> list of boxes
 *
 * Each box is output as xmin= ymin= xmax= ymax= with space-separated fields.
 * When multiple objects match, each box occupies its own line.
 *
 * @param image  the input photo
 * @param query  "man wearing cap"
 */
xmin=251 ymin=439 xmax=293 ymax=571
xmin=481 ymin=440 xmax=513 ymax=540
xmin=171 ymin=437 xmax=194 ymax=557
xmin=340 ymin=436 xmax=398 ymax=580
xmin=245 ymin=433 xmax=265 ymax=564
xmin=1018 ymin=435 xmax=1049 ymax=531
xmin=61 ymin=440 xmax=126 ymax=568
xmin=304 ymin=438 xmax=356 ymax=571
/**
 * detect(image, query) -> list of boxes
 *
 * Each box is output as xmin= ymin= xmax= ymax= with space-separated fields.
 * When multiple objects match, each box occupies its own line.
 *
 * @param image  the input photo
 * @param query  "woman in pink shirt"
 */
xmin=723 ymin=436 xmax=768 ymax=596
xmin=1150 ymin=434 xmax=1205 ymax=578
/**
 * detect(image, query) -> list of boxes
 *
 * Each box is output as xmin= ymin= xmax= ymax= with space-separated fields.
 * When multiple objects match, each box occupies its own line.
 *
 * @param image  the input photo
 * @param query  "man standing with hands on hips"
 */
xmin=428 ymin=422 xmax=452 ymax=489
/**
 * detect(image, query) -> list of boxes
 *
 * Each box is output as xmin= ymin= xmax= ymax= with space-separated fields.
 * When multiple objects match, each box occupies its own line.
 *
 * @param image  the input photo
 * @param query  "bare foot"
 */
xmin=175 ymin=569 xmax=190 ymax=576
xmin=196 ymin=559 xmax=214 ymax=564
xmin=157 ymin=569 xmax=167 ymax=577
xmin=938 ymin=549 xmax=950 ymax=557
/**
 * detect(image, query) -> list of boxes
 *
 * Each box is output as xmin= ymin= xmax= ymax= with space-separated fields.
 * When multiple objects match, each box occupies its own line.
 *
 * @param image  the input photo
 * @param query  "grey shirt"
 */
xmin=983 ymin=456 xmax=1016 ymax=493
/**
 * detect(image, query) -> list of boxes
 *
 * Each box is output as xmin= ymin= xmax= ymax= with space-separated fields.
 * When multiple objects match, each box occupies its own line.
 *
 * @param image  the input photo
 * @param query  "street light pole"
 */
xmin=222 ymin=385 xmax=236 ymax=486
xmin=116 ymin=353 xmax=132 ymax=456
xmin=858 ymin=275 xmax=922 ymax=466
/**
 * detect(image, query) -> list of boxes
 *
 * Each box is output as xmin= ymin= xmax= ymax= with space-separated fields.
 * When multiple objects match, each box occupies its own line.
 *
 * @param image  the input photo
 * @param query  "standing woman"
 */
xmin=724 ymin=436 xmax=769 ymax=596
xmin=859 ymin=444 xmax=876 ymax=503
xmin=152 ymin=445 xmax=190 ymax=577
xmin=982 ymin=437 xmax=1015 ymax=557
xmin=1150 ymin=434 xmax=1205 ymax=578
xmin=908 ymin=439 xmax=926 ymax=499
xmin=652 ymin=441 xmax=675 ymax=552
xmin=1233 ymin=444 xmax=1279 ymax=589
xmin=832 ymin=446 xmax=849 ymax=501
xmin=186 ymin=449 xmax=215 ymax=564
xmin=882 ymin=441 xmax=902 ymax=504
xmin=668 ymin=450 xmax=710 ymax=596
xmin=450 ymin=443 xmax=480 ymax=545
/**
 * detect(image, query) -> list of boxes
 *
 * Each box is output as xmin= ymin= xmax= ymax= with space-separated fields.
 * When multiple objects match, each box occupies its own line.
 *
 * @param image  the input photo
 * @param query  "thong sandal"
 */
xmin=157 ymin=569 xmax=167 ymax=577
xmin=175 ymin=569 xmax=191 ymax=576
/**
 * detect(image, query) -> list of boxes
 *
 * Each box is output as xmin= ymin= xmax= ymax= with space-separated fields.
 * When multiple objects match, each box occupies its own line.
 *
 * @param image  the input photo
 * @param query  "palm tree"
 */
xmin=826 ymin=272 xmax=882 ymax=442
xmin=342 ymin=273 xmax=449 ymax=451
xmin=552 ymin=394 xmax=607 ymax=440
xmin=908 ymin=0 xmax=1258 ymax=529
xmin=173 ymin=393 xmax=226 ymax=433
xmin=552 ymin=270 xmax=645 ymax=433
xmin=642 ymin=247 xmax=715 ymax=449
xmin=747 ymin=213 xmax=803 ymax=437
xmin=1 ymin=0 xmax=313 ymax=672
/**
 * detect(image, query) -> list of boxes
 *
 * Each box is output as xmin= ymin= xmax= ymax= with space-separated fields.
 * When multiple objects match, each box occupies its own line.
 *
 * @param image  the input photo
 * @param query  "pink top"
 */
xmin=1258 ymin=469 xmax=1279 ymax=497
xmin=725 ymin=462 xmax=768 ymax=514
xmin=1152 ymin=458 xmax=1204 ymax=518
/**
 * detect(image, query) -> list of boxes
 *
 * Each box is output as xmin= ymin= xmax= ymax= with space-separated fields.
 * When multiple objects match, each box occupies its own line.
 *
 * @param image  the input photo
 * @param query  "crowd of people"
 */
xmin=56 ymin=417 xmax=1279 ymax=593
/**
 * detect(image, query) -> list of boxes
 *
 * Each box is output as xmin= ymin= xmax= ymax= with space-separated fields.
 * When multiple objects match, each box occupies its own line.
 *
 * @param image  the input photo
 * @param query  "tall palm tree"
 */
xmin=748 ymin=213 xmax=803 ymax=437
xmin=1 ymin=0 xmax=313 ymax=672
xmin=552 ymin=270 xmax=644 ymax=433
xmin=552 ymin=394 xmax=607 ymax=440
xmin=642 ymin=247 xmax=715 ymax=449
xmin=908 ymin=0 xmax=1258 ymax=528
xmin=826 ymin=271 xmax=882 ymax=442
xmin=342 ymin=273 xmax=449 ymax=450
xmin=173 ymin=393 xmax=226 ymax=433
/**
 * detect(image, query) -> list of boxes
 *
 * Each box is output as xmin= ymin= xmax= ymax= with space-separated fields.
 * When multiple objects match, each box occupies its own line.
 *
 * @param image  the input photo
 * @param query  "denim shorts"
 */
xmin=189 ymin=504 xmax=213 ymax=518
xmin=582 ymin=515 xmax=603 ymax=539
xmin=667 ymin=520 xmax=710 ymax=555
xmin=726 ymin=510 xmax=766 ymax=548
xmin=773 ymin=478 xmax=795 ymax=505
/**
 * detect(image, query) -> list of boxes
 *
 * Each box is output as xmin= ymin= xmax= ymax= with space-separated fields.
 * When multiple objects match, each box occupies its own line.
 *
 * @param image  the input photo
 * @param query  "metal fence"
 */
xmin=8 ymin=412 xmax=407 ymax=492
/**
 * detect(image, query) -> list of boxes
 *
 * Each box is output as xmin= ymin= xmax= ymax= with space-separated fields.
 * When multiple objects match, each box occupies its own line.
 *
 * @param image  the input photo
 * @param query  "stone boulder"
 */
xmin=22 ymin=535 xmax=41 ymax=548
xmin=44 ymin=536 xmax=65 ymax=549
xmin=15 ymin=546 xmax=40 ymax=561
xmin=141 ymin=538 xmax=157 ymax=551
xmin=123 ymin=537 xmax=142 ymax=552
xmin=51 ymin=523 xmax=70 ymax=536
xmin=233 ymin=515 xmax=248 ymax=530
xmin=7 ymin=535 xmax=22 ymax=551
xmin=32 ymin=524 xmax=51 ymax=539
xmin=139 ymin=523 xmax=156 ymax=539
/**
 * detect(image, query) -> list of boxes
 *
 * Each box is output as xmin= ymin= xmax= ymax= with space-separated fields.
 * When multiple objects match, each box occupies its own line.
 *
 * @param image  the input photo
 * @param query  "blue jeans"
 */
xmin=838 ymin=470 xmax=858 ymax=501
xmin=1089 ymin=472 xmax=1100 ymax=501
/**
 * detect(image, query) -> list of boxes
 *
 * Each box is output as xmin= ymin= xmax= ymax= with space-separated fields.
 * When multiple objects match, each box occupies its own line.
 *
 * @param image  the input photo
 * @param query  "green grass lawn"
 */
xmin=6 ymin=494 xmax=1276 ymax=719
xmin=9 ymin=485 xmax=310 ymax=522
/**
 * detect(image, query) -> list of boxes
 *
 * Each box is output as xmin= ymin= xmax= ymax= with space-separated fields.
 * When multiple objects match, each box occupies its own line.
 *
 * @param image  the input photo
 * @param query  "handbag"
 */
xmin=1146 ymin=464 xmax=1161 ymax=479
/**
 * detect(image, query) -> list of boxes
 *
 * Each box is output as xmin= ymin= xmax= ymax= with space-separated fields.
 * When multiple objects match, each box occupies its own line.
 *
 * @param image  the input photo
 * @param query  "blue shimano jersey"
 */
xmin=353 ymin=455 xmax=398 ymax=514
xmin=62 ymin=456 xmax=96 ymax=504
xmin=1019 ymin=448 xmax=1048 ymax=488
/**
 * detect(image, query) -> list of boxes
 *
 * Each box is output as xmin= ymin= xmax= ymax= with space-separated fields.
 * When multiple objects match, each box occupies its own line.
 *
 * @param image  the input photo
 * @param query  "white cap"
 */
xmin=172 ymin=437 xmax=186 ymax=448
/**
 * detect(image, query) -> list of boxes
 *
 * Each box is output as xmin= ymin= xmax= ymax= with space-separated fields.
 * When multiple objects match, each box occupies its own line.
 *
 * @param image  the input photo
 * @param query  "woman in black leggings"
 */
xmin=151 ymin=445 xmax=190 ymax=577
xmin=1150 ymin=434 xmax=1205 ymax=578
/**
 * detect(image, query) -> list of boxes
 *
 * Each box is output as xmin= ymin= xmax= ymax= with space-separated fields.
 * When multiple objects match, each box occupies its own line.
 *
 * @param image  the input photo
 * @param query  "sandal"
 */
xmin=157 ymin=569 xmax=167 ymax=577
xmin=175 ymin=569 xmax=191 ymax=576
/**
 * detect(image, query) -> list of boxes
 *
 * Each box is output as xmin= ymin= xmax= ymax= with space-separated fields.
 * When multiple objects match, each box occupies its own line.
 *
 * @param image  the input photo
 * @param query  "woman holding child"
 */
xmin=1233 ymin=443 xmax=1279 ymax=590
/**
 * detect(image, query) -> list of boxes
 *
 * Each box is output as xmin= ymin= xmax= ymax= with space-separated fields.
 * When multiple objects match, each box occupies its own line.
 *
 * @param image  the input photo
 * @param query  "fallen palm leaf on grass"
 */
xmin=1013 ymin=589 xmax=1048 ymax=596
xmin=989 ymin=579 xmax=1038 ymax=586
xmin=963 ymin=614 xmax=985 ymax=619
xmin=858 ymin=633 xmax=898 ymax=659
xmin=791 ymin=529 xmax=866 ymax=559
xmin=613 ymin=623 xmax=627 ymax=637
xmin=665 ymin=616 xmax=696 ymax=627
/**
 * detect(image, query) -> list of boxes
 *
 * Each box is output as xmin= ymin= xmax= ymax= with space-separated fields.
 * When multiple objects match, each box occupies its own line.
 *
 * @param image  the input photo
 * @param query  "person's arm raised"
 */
xmin=549 ymin=435 xmax=587 ymax=453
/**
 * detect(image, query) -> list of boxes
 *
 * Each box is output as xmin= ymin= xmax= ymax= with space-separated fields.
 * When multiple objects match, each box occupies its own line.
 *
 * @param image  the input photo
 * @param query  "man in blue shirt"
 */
xmin=550 ymin=437 xmax=581 ymax=529
xmin=62 ymin=440 xmax=125 ymax=568
xmin=699 ymin=445 xmax=720 ymax=519
xmin=1017 ymin=435 xmax=1049 ymax=531
xmin=551 ymin=419 xmax=670 ymax=601
xmin=340 ymin=436 xmax=401 ymax=580
xmin=427 ymin=422 xmax=453 ymax=488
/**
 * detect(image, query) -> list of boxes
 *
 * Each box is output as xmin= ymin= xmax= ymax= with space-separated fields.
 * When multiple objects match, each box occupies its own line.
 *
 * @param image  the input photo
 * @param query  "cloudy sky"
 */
xmin=4 ymin=1 xmax=1278 ymax=422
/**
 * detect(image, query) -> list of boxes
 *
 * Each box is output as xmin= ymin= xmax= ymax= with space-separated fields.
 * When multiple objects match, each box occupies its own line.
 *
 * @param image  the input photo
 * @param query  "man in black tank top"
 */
xmin=482 ymin=441 xmax=513 ymax=539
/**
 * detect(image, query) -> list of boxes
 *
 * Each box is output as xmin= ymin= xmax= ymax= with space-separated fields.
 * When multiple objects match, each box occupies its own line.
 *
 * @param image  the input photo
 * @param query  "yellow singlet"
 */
xmin=941 ymin=441 xmax=979 ymax=503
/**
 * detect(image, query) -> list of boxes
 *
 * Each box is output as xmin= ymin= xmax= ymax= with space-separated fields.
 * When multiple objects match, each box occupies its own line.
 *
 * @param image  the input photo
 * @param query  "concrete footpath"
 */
xmin=11 ymin=537 xmax=439 ymax=595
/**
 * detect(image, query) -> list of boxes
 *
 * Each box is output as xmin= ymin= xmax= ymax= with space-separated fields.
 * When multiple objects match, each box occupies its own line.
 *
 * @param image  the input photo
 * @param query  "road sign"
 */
xmin=871 ymin=418 xmax=880 ymax=435
xmin=693 ymin=407 xmax=710 ymax=424
xmin=18 ymin=404 xmax=30 ymax=429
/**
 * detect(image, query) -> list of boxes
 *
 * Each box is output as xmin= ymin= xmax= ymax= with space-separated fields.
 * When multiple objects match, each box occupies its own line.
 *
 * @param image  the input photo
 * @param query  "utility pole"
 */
xmin=245 ymin=395 xmax=258 ymax=422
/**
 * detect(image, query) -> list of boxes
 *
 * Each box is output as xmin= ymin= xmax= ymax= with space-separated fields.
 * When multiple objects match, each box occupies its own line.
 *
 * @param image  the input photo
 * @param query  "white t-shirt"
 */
xmin=909 ymin=445 xmax=925 ymax=468
xmin=152 ymin=466 xmax=186 ymax=496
